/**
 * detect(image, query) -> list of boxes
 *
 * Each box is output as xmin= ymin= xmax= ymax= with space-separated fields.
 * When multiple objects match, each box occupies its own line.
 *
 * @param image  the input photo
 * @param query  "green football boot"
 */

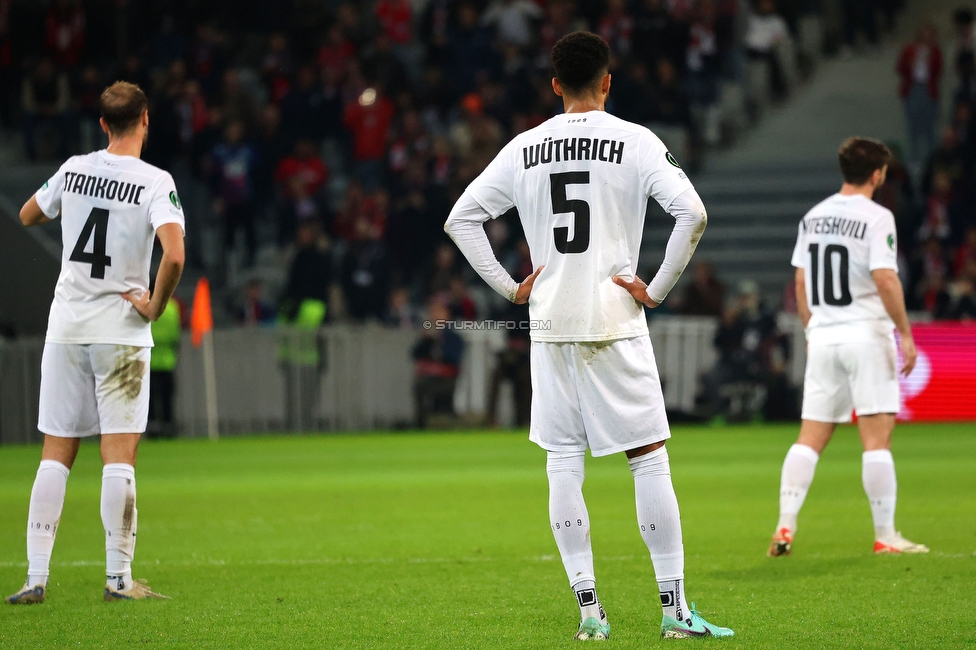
xmin=661 ymin=603 xmax=734 ymax=639
xmin=574 ymin=616 xmax=611 ymax=640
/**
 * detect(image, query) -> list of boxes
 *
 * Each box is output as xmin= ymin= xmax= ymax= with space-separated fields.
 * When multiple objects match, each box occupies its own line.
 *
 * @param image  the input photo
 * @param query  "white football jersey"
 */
xmin=465 ymin=110 xmax=693 ymax=342
xmin=791 ymin=193 xmax=898 ymax=343
xmin=34 ymin=150 xmax=186 ymax=347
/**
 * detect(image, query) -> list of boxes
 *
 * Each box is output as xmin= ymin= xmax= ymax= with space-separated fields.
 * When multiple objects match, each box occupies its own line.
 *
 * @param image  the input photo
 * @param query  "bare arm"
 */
xmin=795 ymin=267 xmax=811 ymax=328
xmin=123 ymin=223 xmax=185 ymax=322
xmin=19 ymin=195 xmax=52 ymax=226
xmin=872 ymin=268 xmax=916 ymax=376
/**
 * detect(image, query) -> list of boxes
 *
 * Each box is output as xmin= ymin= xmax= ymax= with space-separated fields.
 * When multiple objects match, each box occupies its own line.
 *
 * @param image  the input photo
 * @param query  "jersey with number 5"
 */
xmin=791 ymin=193 xmax=898 ymax=341
xmin=34 ymin=150 xmax=186 ymax=346
xmin=464 ymin=111 xmax=693 ymax=342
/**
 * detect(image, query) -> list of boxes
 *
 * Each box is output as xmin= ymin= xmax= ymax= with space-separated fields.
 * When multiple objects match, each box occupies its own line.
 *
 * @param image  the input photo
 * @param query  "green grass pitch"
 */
xmin=0 ymin=424 xmax=973 ymax=648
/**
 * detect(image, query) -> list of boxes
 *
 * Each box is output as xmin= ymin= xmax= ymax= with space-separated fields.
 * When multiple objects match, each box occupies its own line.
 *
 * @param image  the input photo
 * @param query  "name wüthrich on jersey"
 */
xmin=63 ymin=171 xmax=147 ymax=205
xmin=523 ymin=137 xmax=625 ymax=169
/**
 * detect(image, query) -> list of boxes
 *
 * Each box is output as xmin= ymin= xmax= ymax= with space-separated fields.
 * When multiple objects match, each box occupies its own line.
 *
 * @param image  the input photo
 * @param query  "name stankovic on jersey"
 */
xmin=37 ymin=150 xmax=186 ymax=347
xmin=61 ymin=171 xmax=149 ymax=205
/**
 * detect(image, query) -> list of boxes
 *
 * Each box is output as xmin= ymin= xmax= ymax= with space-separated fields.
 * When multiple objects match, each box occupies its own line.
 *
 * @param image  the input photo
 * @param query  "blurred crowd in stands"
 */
xmin=7 ymin=0 xmax=940 ymax=427
xmin=4 ymin=0 xmax=847 ymax=333
xmin=893 ymin=9 xmax=976 ymax=320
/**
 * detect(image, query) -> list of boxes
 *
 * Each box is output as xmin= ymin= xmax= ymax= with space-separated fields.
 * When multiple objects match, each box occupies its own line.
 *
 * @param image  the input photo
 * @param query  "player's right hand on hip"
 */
xmin=899 ymin=335 xmax=917 ymax=377
xmin=515 ymin=266 xmax=544 ymax=305
xmin=122 ymin=290 xmax=154 ymax=322
xmin=612 ymin=275 xmax=660 ymax=309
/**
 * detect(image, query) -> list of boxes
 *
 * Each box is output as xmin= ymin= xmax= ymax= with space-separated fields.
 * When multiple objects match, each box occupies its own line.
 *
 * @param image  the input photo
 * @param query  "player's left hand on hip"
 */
xmin=612 ymin=275 xmax=659 ymax=309
xmin=515 ymin=265 xmax=544 ymax=305
xmin=122 ymin=290 xmax=153 ymax=321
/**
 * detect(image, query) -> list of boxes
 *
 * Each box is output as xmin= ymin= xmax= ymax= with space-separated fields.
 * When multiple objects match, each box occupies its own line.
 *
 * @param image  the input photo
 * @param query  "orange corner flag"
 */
xmin=190 ymin=277 xmax=214 ymax=348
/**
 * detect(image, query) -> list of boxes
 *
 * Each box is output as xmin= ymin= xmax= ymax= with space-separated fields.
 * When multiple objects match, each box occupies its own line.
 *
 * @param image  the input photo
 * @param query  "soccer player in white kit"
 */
xmin=769 ymin=137 xmax=928 ymax=557
xmin=445 ymin=32 xmax=733 ymax=640
xmin=6 ymin=82 xmax=185 ymax=604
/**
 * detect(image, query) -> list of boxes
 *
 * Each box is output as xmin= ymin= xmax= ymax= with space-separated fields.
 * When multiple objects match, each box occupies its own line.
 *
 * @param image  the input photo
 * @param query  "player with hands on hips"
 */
xmin=445 ymin=31 xmax=732 ymax=641
xmin=7 ymin=81 xmax=184 ymax=606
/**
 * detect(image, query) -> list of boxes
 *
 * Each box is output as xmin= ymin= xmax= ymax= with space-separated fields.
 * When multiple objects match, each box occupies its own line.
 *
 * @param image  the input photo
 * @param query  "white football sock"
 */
xmin=546 ymin=451 xmax=605 ymax=622
xmin=862 ymin=450 xmax=897 ymax=539
xmin=572 ymin=579 xmax=606 ymax=623
xmin=777 ymin=444 xmax=819 ymax=532
xmin=629 ymin=446 xmax=690 ymax=623
xmin=26 ymin=460 xmax=70 ymax=587
xmin=101 ymin=463 xmax=137 ymax=591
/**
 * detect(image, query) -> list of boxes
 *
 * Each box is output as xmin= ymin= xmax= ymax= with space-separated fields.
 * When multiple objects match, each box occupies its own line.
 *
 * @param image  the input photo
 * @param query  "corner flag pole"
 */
xmin=190 ymin=277 xmax=219 ymax=440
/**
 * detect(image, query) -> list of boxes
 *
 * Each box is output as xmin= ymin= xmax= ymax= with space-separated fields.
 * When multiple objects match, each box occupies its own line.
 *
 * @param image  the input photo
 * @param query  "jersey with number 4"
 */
xmin=34 ymin=150 xmax=186 ymax=347
xmin=465 ymin=110 xmax=693 ymax=342
xmin=791 ymin=193 xmax=898 ymax=344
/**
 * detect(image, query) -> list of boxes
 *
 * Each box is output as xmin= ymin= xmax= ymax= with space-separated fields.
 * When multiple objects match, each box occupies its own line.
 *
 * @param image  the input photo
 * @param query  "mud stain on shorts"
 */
xmin=105 ymin=346 xmax=146 ymax=401
xmin=577 ymin=340 xmax=614 ymax=364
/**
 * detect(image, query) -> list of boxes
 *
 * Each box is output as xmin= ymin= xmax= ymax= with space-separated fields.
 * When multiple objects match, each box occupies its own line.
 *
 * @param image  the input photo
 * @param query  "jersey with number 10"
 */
xmin=791 ymin=193 xmax=898 ymax=343
xmin=34 ymin=150 xmax=186 ymax=347
xmin=465 ymin=110 xmax=693 ymax=342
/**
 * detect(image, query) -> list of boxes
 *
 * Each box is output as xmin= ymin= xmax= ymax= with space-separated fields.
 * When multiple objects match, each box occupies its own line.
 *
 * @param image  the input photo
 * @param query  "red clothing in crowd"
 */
xmin=185 ymin=94 xmax=210 ymax=135
xmin=318 ymin=39 xmax=355 ymax=78
xmin=269 ymin=77 xmax=291 ymax=104
xmin=430 ymin=153 xmax=452 ymax=185
xmin=0 ymin=1 xmax=12 ymax=67
xmin=954 ymin=240 xmax=976 ymax=276
xmin=920 ymin=249 xmax=948 ymax=312
xmin=274 ymin=155 xmax=329 ymax=200
xmin=343 ymin=95 xmax=395 ymax=162
xmin=334 ymin=193 xmax=388 ymax=241
xmin=452 ymin=295 xmax=477 ymax=320
xmin=376 ymin=0 xmax=413 ymax=44
xmin=897 ymin=42 xmax=942 ymax=99
xmin=414 ymin=358 xmax=459 ymax=379
xmin=598 ymin=8 xmax=634 ymax=57
xmin=45 ymin=4 xmax=84 ymax=68
xmin=668 ymin=0 xmax=695 ymax=21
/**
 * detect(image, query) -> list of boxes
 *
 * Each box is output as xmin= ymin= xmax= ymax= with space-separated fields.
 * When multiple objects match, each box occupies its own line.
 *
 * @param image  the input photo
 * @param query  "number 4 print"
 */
xmin=69 ymin=208 xmax=112 ymax=279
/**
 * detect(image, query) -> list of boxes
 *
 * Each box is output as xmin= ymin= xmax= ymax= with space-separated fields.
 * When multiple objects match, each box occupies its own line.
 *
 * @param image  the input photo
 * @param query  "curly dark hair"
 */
xmin=551 ymin=31 xmax=610 ymax=95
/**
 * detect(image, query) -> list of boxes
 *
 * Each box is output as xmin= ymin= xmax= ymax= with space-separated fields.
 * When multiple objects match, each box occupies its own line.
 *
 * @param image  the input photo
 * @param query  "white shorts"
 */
xmin=529 ymin=335 xmax=670 ymax=457
xmin=38 ymin=343 xmax=151 ymax=437
xmin=801 ymin=338 xmax=900 ymax=423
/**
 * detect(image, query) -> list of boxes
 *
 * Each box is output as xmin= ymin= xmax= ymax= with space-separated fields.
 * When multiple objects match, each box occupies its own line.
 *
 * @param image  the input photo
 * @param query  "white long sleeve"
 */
xmin=444 ymin=192 xmax=520 ymax=302
xmin=646 ymin=188 xmax=708 ymax=304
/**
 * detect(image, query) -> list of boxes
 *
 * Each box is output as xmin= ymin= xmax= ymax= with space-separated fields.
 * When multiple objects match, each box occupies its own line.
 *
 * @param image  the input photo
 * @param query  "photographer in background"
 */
xmin=412 ymin=300 xmax=464 ymax=429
